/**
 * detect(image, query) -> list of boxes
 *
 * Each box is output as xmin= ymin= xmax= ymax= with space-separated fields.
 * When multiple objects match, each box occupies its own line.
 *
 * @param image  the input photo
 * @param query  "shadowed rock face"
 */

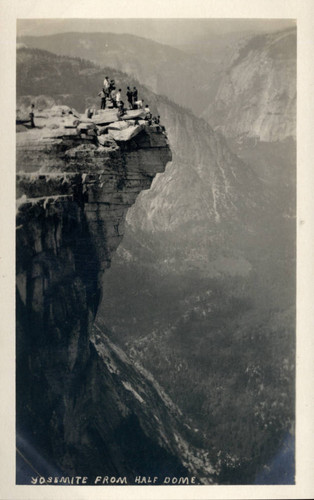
xmin=16 ymin=109 xmax=217 ymax=484
xmin=15 ymin=39 xmax=296 ymax=483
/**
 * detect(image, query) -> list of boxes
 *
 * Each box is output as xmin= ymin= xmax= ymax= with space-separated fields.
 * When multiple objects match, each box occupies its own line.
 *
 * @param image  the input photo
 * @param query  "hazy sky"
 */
xmin=17 ymin=18 xmax=295 ymax=47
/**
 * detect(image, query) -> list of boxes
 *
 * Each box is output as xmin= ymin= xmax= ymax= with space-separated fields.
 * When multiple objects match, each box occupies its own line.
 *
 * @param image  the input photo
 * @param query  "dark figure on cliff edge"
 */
xmin=103 ymin=76 xmax=110 ymax=97
xmin=153 ymin=115 xmax=160 ymax=125
xmin=117 ymin=100 xmax=125 ymax=119
xmin=126 ymin=86 xmax=133 ymax=109
xmin=98 ymin=88 xmax=107 ymax=109
xmin=132 ymin=86 xmax=138 ymax=108
xmin=109 ymin=79 xmax=115 ymax=94
xmin=110 ymin=88 xmax=117 ymax=108
xmin=144 ymin=104 xmax=152 ymax=125
xmin=152 ymin=115 xmax=162 ymax=132
xmin=29 ymin=104 xmax=35 ymax=128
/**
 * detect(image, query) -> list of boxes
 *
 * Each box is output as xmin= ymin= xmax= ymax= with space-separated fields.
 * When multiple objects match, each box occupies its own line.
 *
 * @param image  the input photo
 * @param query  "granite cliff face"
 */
xmin=202 ymin=28 xmax=296 ymax=142
xmin=16 ymin=48 xmax=266 ymax=277
xmin=16 ymin=107 xmax=215 ymax=483
xmin=16 ymin=47 xmax=295 ymax=483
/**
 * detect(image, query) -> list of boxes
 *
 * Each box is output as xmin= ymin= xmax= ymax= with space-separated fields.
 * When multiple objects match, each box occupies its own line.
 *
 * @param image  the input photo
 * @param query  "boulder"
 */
xmin=91 ymin=109 xmax=119 ymax=125
xmin=98 ymin=135 xmax=117 ymax=147
xmin=107 ymin=121 xmax=129 ymax=131
xmin=108 ymin=125 xmax=144 ymax=142
xmin=77 ymin=122 xmax=97 ymax=131
xmin=123 ymin=109 xmax=146 ymax=121
xmin=50 ymin=105 xmax=80 ymax=117
xmin=87 ymin=129 xmax=96 ymax=137
xmin=63 ymin=118 xmax=81 ymax=129
xmin=97 ymin=126 xmax=109 ymax=135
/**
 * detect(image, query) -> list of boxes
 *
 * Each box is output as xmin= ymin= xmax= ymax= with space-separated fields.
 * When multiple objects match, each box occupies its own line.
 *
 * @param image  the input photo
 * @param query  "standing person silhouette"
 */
xmin=29 ymin=104 xmax=35 ymax=128
xmin=132 ymin=86 xmax=138 ymax=108
xmin=103 ymin=76 xmax=110 ymax=97
xmin=98 ymin=88 xmax=107 ymax=109
xmin=116 ymin=89 xmax=122 ymax=107
xmin=126 ymin=86 xmax=133 ymax=109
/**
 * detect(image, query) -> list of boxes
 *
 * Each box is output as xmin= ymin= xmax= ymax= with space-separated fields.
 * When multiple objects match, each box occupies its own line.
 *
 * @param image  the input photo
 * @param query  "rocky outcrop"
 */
xmin=202 ymin=28 xmax=296 ymax=142
xmin=16 ymin=107 xmax=216 ymax=483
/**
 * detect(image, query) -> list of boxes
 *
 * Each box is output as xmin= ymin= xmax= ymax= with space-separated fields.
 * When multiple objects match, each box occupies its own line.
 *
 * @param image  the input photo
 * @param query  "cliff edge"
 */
xmin=16 ymin=106 xmax=216 ymax=484
xmin=202 ymin=28 xmax=296 ymax=142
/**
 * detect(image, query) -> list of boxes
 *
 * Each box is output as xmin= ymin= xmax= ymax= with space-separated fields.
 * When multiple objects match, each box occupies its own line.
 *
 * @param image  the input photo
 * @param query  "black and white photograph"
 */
xmin=1 ymin=1 xmax=314 ymax=498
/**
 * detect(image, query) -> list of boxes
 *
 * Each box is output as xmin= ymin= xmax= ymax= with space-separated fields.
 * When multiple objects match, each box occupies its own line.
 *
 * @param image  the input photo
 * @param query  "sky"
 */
xmin=17 ymin=18 xmax=295 ymax=48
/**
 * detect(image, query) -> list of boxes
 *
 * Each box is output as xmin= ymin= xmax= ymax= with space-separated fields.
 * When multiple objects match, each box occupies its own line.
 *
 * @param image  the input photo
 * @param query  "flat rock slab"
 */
xmin=81 ymin=108 xmax=145 ymax=126
xmin=77 ymin=122 xmax=96 ymax=131
xmin=42 ymin=128 xmax=80 ymax=139
xmin=108 ymin=125 xmax=144 ymax=142
xmin=49 ymin=105 xmax=80 ymax=118
xmin=107 ymin=121 xmax=130 ymax=131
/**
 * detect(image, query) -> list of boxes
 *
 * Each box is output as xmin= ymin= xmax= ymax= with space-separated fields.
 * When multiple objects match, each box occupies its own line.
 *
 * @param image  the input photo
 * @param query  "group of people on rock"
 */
xmin=98 ymin=76 xmax=162 ymax=126
xmin=98 ymin=76 xmax=121 ymax=110
xmin=98 ymin=76 xmax=141 ymax=112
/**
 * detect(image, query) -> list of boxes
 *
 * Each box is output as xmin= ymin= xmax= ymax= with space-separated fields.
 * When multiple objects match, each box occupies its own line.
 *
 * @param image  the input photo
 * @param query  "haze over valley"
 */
xmin=16 ymin=19 xmax=296 ymax=484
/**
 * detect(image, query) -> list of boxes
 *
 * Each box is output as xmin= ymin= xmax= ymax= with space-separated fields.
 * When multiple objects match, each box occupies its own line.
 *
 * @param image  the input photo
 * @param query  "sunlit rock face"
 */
xmin=203 ymin=28 xmax=296 ymax=142
xmin=16 ymin=107 xmax=216 ymax=483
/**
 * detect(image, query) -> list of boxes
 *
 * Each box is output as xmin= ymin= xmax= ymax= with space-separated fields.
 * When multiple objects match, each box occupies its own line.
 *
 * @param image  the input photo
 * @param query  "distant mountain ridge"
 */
xmin=18 ymin=32 xmax=214 ymax=114
xmin=17 ymin=46 xmax=266 ymax=273
xmin=16 ymin=45 xmax=295 ymax=484
xmin=18 ymin=27 xmax=296 ymax=143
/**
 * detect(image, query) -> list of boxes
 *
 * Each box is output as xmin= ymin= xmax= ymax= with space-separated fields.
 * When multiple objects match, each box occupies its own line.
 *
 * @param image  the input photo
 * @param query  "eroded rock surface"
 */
xmin=202 ymin=28 xmax=296 ymax=142
xmin=16 ymin=106 xmax=215 ymax=484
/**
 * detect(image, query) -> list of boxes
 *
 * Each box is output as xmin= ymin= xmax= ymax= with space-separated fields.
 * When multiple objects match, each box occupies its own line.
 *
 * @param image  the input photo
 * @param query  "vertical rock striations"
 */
xmin=16 ymin=110 xmax=215 ymax=483
xmin=202 ymin=28 xmax=296 ymax=142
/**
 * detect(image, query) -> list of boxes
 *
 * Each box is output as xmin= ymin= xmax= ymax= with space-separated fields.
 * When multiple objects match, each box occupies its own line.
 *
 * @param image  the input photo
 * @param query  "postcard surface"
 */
xmin=1 ymin=1 xmax=314 ymax=499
